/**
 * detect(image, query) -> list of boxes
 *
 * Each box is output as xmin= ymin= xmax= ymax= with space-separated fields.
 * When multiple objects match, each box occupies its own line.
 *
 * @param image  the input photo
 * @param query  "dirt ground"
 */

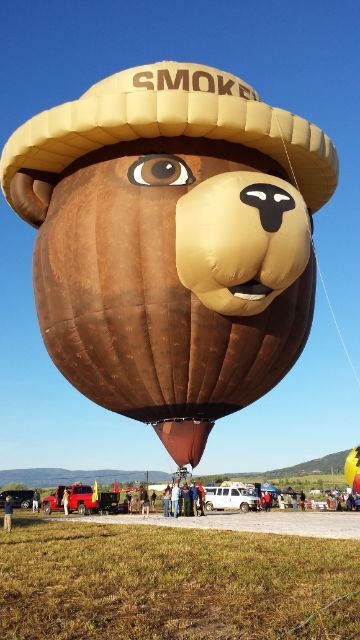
xmin=62 ymin=510 xmax=360 ymax=539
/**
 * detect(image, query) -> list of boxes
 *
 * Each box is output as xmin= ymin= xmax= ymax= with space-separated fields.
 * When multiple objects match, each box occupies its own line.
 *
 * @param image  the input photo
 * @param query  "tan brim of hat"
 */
xmin=0 ymin=90 xmax=338 ymax=218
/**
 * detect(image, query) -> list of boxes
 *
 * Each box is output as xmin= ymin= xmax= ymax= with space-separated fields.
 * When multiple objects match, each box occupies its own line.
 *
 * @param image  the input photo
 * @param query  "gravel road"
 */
xmin=64 ymin=511 xmax=360 ymax=539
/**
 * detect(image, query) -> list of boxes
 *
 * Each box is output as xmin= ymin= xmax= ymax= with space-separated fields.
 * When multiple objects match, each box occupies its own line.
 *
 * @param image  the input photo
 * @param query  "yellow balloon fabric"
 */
xmin=344 ymin=445 xmax=360 ymax=489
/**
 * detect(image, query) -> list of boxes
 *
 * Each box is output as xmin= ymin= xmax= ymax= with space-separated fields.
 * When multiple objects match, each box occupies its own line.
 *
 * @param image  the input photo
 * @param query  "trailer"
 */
xmin=98 ymin=491 xmax=125 ymax=515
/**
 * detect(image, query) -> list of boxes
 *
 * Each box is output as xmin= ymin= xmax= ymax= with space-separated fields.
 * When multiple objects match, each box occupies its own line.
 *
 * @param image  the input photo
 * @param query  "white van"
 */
xmin=204 ymin=486 xmax=259 ymax=512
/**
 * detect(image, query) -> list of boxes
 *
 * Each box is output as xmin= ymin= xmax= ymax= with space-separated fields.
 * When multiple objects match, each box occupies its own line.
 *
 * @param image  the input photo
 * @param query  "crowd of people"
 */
xmin=276 ymin=491 xmax=307 ymax=511
xmin=260 ymin=489 xmax=360 ymax=512
xmin=3 ymin=484 xmax=360 ymax=532
xmin=125 ymin=480 xmax=207 ymax=518
xmin=325 ymin=491 xmax=360 ymax=511
xmin=160 ymin=480 xmax=206 ymax=518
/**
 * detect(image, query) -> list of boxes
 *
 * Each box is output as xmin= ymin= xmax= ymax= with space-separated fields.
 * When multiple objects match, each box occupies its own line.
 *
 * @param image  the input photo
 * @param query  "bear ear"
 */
xmin=9 ymin=169 xmax=58 ymax=228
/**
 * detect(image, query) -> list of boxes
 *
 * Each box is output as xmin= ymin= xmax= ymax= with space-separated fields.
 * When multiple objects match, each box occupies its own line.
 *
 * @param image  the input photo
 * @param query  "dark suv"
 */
xmin=0 ymin=490 xmax=34 ymax=509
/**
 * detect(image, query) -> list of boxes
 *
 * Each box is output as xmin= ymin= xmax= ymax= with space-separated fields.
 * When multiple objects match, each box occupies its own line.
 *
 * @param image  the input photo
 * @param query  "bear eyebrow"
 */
xmin=135 ymin=152 xmax=185 ymax=162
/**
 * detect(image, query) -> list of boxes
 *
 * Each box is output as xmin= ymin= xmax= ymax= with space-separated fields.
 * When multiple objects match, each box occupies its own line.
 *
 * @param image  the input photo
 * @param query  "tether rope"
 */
xmin=277 ymin=586 xmax=360 ymax=637
xmin=274 ymin=112 xmax=360 ymax=389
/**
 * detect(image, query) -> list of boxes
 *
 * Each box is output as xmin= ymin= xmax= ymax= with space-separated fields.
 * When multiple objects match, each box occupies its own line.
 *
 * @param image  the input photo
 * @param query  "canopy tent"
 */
xmin=261 ymin=482 xmax=280 ymax=493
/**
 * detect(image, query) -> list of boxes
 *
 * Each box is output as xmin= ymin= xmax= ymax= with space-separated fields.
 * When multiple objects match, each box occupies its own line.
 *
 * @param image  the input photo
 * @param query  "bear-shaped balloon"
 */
xmin=1 ymin=62 xmax=338 ymax=467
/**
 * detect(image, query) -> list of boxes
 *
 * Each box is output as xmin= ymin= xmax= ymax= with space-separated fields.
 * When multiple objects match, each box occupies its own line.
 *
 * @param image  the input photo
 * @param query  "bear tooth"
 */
xmin=234 ymin=293 xmax=266 ymax=301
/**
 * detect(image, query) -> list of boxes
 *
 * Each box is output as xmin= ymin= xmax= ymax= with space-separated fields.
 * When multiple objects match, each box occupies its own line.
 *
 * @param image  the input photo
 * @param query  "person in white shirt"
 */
xmin=171 ymin=482 xmax=181 ymax=518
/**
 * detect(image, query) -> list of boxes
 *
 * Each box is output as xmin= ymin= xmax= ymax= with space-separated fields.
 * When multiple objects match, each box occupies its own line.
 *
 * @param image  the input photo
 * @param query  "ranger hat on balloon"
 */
xmin=0 ymin=60 xmax=338 ymax=223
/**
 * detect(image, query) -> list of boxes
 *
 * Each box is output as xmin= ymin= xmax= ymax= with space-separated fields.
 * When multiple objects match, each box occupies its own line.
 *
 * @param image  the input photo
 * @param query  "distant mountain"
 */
xmin=263 ymin=449 xmax=350 ymax=478
xmin=0 ymin=468 xmax=172 ymax=488
xmin=225 ymin=449 xmax=350 ymax=479
xmin=0 ymin=450 xmax=351 ymax=488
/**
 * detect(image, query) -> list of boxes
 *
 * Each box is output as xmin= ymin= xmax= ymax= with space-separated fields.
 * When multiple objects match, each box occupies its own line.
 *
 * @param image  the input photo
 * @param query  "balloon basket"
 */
xmin=172 ymin=466 xmax=191 ymax=485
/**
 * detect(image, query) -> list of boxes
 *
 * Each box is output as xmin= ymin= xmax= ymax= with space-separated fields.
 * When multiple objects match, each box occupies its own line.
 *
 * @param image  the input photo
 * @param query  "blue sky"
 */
xmin=1 ymin=1 xmax=360 ymax=475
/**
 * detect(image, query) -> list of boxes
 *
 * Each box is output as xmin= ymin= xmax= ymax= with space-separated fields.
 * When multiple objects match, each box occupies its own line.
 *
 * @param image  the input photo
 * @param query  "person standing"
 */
xmin=300 ymin=491 xmax=306 ymax=511
xmin=182 ymin=483 xmax=192 ymax=517
xmin=336 ymin=494 xmax=343 ymax=511
xmin=196 ymin=481 xmax=206 ymax=516
xmin=264 ymin=491 xmax=271 ymax=512
xmin=346 ymin=493 xmax=355 ymax=511
xmin=142 ymin=489 xmax=150 ymax=518
xmin=125 ymin=492 xmax=132 ymax=513
xmin=171 ymin=481 xmax=181 ymax=518
xmin=162 ymin=485 xmax=171 ymax=517
xmin=129 ymin=494 xmax=136 ymax=514
xmin=139 ymin=486 xmax=150 ymax=518
xmin=151 ymin=491 xmax=157 ymax=511
xmin=345 ymin=494 xmax=352 ymax=511
xmin=62 ymin=488 xmax=70 ymax=516
xmin=4 ymin=495 xmax=13 ymax=533
xmin=292 ymin=492 xmax=298 ymax=511
xmin=279 ymin=494 xmax=285 ymax=510
xmin=190 ymin=482 xmax=199 ymax=516
xmin=32 ymin=489 xmax=40 ymax=513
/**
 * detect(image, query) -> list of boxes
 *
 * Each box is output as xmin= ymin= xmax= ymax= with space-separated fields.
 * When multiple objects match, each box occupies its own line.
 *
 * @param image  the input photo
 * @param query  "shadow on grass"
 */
xmin=0 ymin=528 xmax=118 ymax=546
xmin=7 ymin=517 xmax=45 ymax=529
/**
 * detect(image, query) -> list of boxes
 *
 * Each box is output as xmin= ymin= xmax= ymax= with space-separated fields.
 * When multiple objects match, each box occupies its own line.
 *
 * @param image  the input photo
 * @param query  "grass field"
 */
xmin=1 ymin=512 xmax=359 ymax=640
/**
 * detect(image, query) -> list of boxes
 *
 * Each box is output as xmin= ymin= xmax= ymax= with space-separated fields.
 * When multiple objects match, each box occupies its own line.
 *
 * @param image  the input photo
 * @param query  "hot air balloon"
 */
xmin=344 ymin=446 xmax=360 ymax=493
xmin=0 ymin=62 xmax=338 ymax=469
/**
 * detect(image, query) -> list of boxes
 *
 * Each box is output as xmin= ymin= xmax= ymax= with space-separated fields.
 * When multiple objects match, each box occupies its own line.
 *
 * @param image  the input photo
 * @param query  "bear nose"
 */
xmin=240 ymin=183 xmax=296 ymax=232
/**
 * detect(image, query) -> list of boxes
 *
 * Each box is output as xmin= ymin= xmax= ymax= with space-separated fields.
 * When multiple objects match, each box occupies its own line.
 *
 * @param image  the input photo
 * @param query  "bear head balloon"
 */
xmin=0 ymin=62 xmax=338 ymax=468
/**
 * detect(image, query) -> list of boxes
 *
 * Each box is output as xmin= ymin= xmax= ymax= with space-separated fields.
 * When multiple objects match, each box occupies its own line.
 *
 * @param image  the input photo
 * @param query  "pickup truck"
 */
xmin=41 ymin=484 xmax=121 ymax=515
xmin=204 ymin=486 xmax=259 ymax=512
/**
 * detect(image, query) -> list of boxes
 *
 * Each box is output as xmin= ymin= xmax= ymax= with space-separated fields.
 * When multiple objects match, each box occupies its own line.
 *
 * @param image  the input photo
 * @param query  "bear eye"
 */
xmin=128 ymin=154 xmax=195 ymax=187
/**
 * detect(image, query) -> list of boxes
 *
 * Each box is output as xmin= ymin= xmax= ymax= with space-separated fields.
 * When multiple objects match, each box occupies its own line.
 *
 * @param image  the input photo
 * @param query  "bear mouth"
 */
xmin=228 ymin=279 xmax=273 ymax=301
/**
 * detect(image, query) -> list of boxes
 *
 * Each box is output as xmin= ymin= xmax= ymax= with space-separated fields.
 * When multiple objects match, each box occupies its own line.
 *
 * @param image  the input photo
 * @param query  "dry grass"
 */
xmin=0 ymin=512 xmax=359 ymax=639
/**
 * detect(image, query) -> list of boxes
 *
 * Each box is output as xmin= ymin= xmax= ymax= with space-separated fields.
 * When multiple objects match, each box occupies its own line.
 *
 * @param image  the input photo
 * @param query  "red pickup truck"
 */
xmin=42 ymin=484 xmax=98 ymax=515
